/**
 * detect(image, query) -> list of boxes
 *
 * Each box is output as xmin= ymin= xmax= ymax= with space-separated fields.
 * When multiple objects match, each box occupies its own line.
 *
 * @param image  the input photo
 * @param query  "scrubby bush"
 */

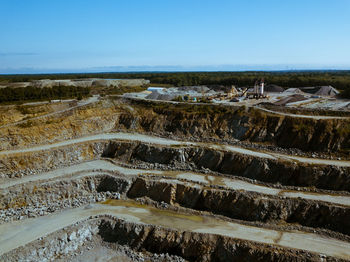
xmin=0 ymin=85 xmax=91 ymax=103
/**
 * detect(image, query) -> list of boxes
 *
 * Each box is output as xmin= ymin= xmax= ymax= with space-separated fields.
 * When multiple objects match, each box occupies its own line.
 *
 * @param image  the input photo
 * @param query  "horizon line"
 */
xmin=1 ymin=69 xmax=350 ymax=76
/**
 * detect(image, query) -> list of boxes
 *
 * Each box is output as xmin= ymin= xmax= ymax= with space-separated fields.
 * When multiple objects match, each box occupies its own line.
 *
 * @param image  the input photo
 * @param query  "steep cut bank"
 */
xmin=2 ymin=95 xmax=350 ymax=261
xmin=1 ymin=200 xmax=350 ymax=261
xmin=127 ymin=177 xmax=350 ymax=236
xmin=115 ymin=98 xmax=350 ymax=154
xmin=1 ymin=97 xmax=349 ymax=155
xmin=2 ymin=165 xmax=350 ymax=236
xmin=104 ymin=139 xmax=350 ymax=192
xmin=1 ymin=134 xmax=350 ymax=191
xmin=3 ymin=159 xmax=350 ymax=207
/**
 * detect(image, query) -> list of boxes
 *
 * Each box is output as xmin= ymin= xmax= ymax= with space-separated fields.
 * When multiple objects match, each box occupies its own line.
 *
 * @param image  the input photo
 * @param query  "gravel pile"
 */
xmin=274 ymin=94 xmax=308 ymax=106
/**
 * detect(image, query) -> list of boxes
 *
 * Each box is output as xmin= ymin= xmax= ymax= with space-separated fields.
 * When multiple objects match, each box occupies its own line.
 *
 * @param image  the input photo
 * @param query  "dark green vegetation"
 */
xmin=1 ymin=71 xmax=350 ymax=101
xmin=0 ymin=85 xmax=91 ymax=103
xmin=1 ymin=70 xmax=350 ymax=89
xmin=0 ymin=84 xmax=147 ymax=104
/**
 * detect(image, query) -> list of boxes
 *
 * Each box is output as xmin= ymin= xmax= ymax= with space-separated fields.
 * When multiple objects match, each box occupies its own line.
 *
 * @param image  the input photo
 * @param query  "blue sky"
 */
xmin=1 ymin=0 xmax=350 ymax=73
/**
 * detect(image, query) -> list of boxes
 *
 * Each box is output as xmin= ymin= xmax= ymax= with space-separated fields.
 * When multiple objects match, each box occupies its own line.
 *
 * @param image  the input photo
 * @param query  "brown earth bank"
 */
xmin=117 ymin=98 xmax=350 ymax=154
xmin=0 ymin=99 xmax=120 ymax=151
xmin=0 ymin=101 xmax=77 ymax=126
xmin=0 ymin=97 xmax=349 ymax=155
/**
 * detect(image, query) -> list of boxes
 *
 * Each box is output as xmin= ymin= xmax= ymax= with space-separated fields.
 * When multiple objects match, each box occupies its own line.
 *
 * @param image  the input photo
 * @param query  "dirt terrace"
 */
xmin=0 ymin=96 xmax=350 ymax=261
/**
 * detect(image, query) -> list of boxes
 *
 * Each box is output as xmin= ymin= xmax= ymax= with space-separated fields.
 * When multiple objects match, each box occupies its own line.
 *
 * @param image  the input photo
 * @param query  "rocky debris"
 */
xmin=118 ymin=98 xmax=350 ymax=153
xmin=0 ymin=174 xmax=132 ymax=223
xmin=69 ymin=244 xmax=186 ymax=262
xmin=2 ymin=97 xmax=350 ymax=155
xmin=0 ymin=193 xmax=106 ymax=224
xmin=1 ymin=96 xmax=350 ymax=261
xmin=0 ymin=141 xmax=109 ymax=178
xmin=106 ymin=141 xmax=350 ymax=192
xmin=264 ymin=84 xmax=284 ymax=93
xmin=127 ymin=177 xmax=350 ymax=236
xmin=0 ymin=216 xmax=183 ymax=262
xmin=2 ymin=169 xmax=350 ymax=238
xmin=98 ymin=218 xmax=345 ymax=262
xmin=12 ymin=78 xmax=150 ymax=89
xmin=274 ymin=94 xmax=308 ymax=106
xmin=299 ymin=86 xmax=340 ymax=97
xmin=1 ymin=219 xmax=100 ymax=262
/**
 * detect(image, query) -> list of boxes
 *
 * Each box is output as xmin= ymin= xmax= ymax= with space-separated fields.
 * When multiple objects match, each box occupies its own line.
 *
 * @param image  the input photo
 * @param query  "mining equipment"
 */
xmin=253 ymin=78 xmax=266 ymax=98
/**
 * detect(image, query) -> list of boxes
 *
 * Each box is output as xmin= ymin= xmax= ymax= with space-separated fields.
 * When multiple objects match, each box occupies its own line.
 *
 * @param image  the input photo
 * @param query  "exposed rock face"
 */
xmin=0 ymin=175 xmax=131 ymax=213
xmin=29 ymin=79 xmax=150 ymax=88
xmin=2 ymin=167 xmax=349 ymax=236
xmin=1 ymin=219 xmax=100 ymax=262
xmin=116 ymin=99 xmax=350 ymax=153
xmin=1 ymin=97 xmax=349 ymax=154
xmin=105 ymin=141 xmax=350 ymax=192
xmin=99 ymin=218 xmax=345 ymax=262
xmin=6 ymin=215 xmax=344 ymax=262
xmin=0 ymin=141 xmax=109 ymax=178
xmin=127 ymin=177 xmax=350 ymax=236
xmin=1 ymin=96 xmax=350 ymax=261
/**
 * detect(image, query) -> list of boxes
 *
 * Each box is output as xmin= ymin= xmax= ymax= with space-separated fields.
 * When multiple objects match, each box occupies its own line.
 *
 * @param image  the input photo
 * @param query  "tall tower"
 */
xmin=258 ymin=79 xmax=264 ymax=96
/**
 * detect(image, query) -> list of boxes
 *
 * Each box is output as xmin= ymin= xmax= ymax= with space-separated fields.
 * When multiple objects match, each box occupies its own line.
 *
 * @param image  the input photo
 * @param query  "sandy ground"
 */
xmin=0 ymin=95 xmax=100 ymax=129
xmin=254 ymin=106 xmax=350 ymax=119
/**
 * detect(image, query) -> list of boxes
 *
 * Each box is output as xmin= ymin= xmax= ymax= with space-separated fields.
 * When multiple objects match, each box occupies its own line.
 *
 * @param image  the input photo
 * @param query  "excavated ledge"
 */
xmin=0 ymin=174 xmax=131 ymax=223
xmin=105 ymin=141 xmax=350 ymax=192
xmin=2 ymin=203 xmax=349 ymax=262
xmin=1 ymin=96 xmax=350 ymax=261
xmin=0 ymin=217 xmax=185 ymax=262
xmin=117 ymin=97 xmax=350 ymax=154
xmin=0 ymin=141 xmax=109 ymax=178
xmin=99 ymin=217 xmax=346 ymax=262
xmin=3 ymin=138 xmax=349 ymax=192
xmin=127 ymin=177 xmax=350 ymax=236
xmin=1 ymin=97 xmax=349 ymax=155
xmin=2 ymin=169 xmax=349 ymax=238
xmin=3 ymin=214 xmax=345 ymax=262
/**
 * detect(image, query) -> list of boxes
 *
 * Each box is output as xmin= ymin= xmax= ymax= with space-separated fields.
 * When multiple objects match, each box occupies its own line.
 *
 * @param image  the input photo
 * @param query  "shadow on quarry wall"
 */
xmin=103 ymin=141 xmax=350 ymax=192
xmin=126 ymin=177 xmax=350 ymax=236
xmin=98 ymin=218 xmax=344 ymax=262
xmin=116 ymin=98 xmax=350 ymax=154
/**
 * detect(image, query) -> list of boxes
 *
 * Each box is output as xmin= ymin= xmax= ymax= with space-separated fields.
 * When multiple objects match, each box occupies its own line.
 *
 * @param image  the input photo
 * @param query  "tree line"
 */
xmin=1 ymin=71 xmax=350 ymax=99
xmin=0 ymin=85 xmax=90 ymax=103
xmin=1 ymin=71 xmax=350 ymax=89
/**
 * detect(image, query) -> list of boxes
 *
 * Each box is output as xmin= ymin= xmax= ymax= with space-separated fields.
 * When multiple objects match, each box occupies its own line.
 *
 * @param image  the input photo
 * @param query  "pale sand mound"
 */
xmin=315 ymin=86 xmax=340 ymax=97
xmin=283 ymin=88 xmax=304 ymax=95
xmin=274 ymin=94 xmax=308 ymax=106
xmin=264 ymin=84 xmax=284 ymax=93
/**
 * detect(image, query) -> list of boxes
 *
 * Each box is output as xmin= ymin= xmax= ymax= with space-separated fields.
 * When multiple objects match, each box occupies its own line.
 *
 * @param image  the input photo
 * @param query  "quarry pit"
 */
xmin=1 ymin=94 xmax=350 ymax=261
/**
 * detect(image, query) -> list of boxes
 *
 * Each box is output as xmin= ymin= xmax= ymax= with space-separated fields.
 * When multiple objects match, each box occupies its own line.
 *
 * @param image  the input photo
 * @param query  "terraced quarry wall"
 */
xmin=1 ymin=96 xmax=350 ymax=261
xmin=117 ymin=98 xmax=350 ymax=154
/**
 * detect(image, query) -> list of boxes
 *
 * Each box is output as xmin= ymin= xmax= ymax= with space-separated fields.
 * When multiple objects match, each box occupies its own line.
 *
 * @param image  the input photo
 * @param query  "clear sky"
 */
xmin=1 ymin=0 xmax=350 ymax=73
